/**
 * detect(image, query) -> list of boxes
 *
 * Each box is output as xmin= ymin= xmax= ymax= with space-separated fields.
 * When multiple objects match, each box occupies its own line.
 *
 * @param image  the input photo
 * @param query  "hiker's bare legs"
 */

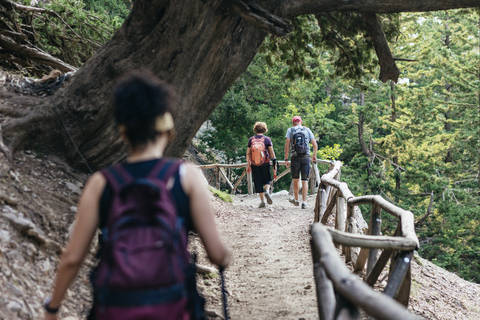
xmin=293 ymin=178 xmax=300 ymax=200
xmin=301 ymin=180 xmax=308 ymax=202
xmin=259 ymin=192 xmax=265 ymax=201
xmin=264 ymin=184 xmax=270 ymax=193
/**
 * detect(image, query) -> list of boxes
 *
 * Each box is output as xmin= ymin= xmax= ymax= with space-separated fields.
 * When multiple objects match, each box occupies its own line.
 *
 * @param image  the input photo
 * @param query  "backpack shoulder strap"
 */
xmin=100 ymin=164 xmax=134 ymax=193
xmin=148 ymin=158 xmax=182 ymax=182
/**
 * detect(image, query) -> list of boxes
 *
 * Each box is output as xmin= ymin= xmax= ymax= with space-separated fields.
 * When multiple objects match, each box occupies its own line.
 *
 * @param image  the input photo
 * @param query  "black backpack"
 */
xmin=292 ymin=126 xmax=309 ymax=155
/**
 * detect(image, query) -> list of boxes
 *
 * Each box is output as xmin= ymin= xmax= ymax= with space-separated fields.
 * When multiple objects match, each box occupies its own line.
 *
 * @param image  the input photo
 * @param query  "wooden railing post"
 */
xmin=231 ymin=167 xmax=247 ymax=195
xmin=247 ymin=170 xmax=253 ymax=195
xmin=314 ymin=188 xmax=325 ymax=222
xmin=367 ymin=205 xmax=382 ymax=275
xmin=310 ymin=161 xmax=316 ymax=195
xmin=310 ymin=239 xmax=336 ymax=320
xmin=215 ymin=166 xmax=220 ymax=190
xmin=336 ymin=196 xmax=346 ymax=232
xmin=384 ymin=250 xmax=413 ymax=307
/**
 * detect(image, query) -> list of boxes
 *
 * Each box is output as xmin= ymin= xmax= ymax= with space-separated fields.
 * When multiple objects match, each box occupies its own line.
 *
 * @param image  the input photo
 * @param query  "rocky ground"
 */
xmin=0 ymin=149 xmax=479 ymax=319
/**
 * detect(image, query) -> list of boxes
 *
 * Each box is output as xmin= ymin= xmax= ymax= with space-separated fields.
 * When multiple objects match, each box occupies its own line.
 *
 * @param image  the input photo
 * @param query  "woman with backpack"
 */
xmin=246 ymin=122 xmax=277 ymax=208
xmin=42 ymin=71 xmax=231 ymax=320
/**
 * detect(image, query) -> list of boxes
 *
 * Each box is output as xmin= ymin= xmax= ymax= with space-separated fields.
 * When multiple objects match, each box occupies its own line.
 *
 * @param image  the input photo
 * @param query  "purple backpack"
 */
xmin=91 ymin=160 xmax=191 ymax=320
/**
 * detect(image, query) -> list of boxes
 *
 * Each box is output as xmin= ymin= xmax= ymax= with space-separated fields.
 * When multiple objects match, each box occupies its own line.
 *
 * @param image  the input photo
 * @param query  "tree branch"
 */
xmin=0 ymin=35 xmax=76 ymax=72
xmin=362 ymin=13 xmax=400 ymax=83
xmin=358 ymin=111 xmax=373 ymax=158
xmin=372 ymin=152 xmax=406 ymax=171
xmin=415 ymin=192 xmax=434 ymax=226
xmin=284 ymin=0 xmax=480 ymax=18
xmin=230 ymin=0 xmax=293 ymax=36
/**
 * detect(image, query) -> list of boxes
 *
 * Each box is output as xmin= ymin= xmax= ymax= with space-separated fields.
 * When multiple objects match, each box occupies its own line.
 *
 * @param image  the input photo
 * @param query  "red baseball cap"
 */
xmin=292 ymin=116 xmax=302 ymax=123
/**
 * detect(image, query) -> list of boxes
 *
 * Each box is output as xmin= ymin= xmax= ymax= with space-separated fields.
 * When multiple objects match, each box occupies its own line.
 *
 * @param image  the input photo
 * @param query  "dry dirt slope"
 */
xmin=0 ymin=149 xmax=479 ymax=319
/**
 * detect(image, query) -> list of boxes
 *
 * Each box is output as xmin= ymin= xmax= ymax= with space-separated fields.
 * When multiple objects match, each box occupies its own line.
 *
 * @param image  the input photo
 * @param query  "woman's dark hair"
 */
xmin=113 ymin=70 xmax=174 ymax=148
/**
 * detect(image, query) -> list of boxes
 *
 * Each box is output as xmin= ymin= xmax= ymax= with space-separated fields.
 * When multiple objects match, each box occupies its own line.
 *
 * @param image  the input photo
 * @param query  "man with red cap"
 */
xmin=284 ymin=116 xmax=317 ymax=209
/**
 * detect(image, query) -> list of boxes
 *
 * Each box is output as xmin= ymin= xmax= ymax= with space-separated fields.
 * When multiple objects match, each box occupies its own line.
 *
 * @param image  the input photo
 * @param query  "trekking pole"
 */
xmin=219 ymin=266 xmax=229 ymax=320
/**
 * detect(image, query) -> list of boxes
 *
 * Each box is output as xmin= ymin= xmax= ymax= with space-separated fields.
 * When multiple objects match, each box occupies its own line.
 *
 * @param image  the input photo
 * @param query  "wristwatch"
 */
xmin=284 ymin=159 xmax=289 ymax=161
xmin=43 ymin=296 xmax=59 ymax=314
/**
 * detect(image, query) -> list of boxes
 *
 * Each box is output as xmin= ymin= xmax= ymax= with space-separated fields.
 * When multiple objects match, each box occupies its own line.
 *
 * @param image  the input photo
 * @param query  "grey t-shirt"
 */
xmin=285 ymin=125 xmax=315 ymax=157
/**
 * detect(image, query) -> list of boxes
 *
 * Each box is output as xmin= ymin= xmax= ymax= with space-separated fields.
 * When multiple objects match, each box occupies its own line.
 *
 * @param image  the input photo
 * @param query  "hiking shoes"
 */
xmin=259 ymin=201 xmax=266 ymax=208
xmin=289 ymin=197 xmax=300 ymax=206
xmin=265 ymin=192 xmax=273 ymax=205
xmin=301 ymin=203 xmax=307 ymax=209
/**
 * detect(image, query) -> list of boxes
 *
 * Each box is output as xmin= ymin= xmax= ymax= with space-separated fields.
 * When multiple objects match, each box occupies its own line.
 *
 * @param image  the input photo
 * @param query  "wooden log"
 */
xmin=314 ymin=160 xmax=320 ymax=184
xmin=366 ymin=224 xmax=400 ymax=285
xmin=326 ymin=227 xmax=417 ymax=251
xmin=199 ymin=163 xmax=221 ymax=169
xmin=219 ymin=167 xmax=234 ymax=191
xmin=349 ymin=218 xmax=360 ymax=266
xmin=310 ymin=224 xmax=421 ymax=320
xmin=354 ymin=247 xmax=369 ymax=273
xmin=322 ymin=178 xmax=354 ymax=202
xmin=310 ymin=162 xmax=316 ymax=195
xmin=276 ymin=167 xmax=291 ymax=181
xmin=347 ymin=195 xmax=419 ymax=249
xmin=336 ymin=166 xmax=342 ymax=181
xmin=384 ymin=251 xmax=413 ymax=306
xmin=247 ymin=170 xmax=253 ymax=195
xmin=343 ymin=205 xmax=354 ymax=256
xmin=367 ymin=205 xmax=382 ymax=275
xmin=325 ymin=178 xmax=336 ymax=213
xmin=348 ymin=195 xmax=403 ymax=219
xmin=313 ymin=159 xmax=335 ymax=165
xmin=395 ymin=261 xmax=412 ymax=307
xmin=310 ymin=239 xmax=336 ymax=320
xmin=321 ymin=189 xmax=338 ymax=224
xmin=314 ymin=189 xmax=325 ymax=223
xmin=320 ymin=187 xmax=328 ymax=222
xmin=365 ymin=249 xmax=393 ymax=287
xmin=207 ymin=169 xmax=215 ymax=186
xmin=335 ymin=196 xmax=346 ymax=233
xmin=399 ymin=211 xmax=419 ymax=249
xmin=215 ymin=167 xmax=220 ymax=190
xmin=199 ymin=163 xmax=247 ymax=169
xmin=231 ymin=168 xmax=247 ymax=194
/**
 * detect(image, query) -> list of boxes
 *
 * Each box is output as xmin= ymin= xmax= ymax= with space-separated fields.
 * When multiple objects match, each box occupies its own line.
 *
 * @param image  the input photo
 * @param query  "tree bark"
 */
xmin=2 ymin=0 xmax=480 ymax=170
xmin=362 ymin=13 xmax=400 ymax=83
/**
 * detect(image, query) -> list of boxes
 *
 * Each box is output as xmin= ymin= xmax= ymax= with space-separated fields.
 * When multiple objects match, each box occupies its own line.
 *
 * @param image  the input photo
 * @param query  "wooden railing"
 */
xmin=198 ymin=159 xmax=329 ymax=195
xmin=311 ymin=160 xmax=422 ymax=320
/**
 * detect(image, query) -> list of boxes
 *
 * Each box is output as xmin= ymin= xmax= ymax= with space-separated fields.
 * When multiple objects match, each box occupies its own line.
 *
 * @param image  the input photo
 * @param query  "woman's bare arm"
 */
xmin=45 ymin=172 xmax=105 ymax=311
xmin=181 ymin=163 xmax=231 ymax=267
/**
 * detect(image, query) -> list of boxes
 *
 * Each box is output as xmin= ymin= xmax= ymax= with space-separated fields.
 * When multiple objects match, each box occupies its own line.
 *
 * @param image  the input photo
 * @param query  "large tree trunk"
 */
xmin=2 ymin=0 xmax=480 ymax=170
xmin=4 ymin=0 xmax=272 ymax=169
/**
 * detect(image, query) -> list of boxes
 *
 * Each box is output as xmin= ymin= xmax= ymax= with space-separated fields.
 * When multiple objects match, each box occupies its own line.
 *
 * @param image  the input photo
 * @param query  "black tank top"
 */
xmin=98 ymin=158 xmax=194 ymax=232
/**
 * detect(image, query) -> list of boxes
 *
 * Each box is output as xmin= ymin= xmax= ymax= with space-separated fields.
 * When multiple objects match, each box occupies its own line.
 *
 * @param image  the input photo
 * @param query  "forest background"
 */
xmin=2 ymin=0 xmax=479 ymax=284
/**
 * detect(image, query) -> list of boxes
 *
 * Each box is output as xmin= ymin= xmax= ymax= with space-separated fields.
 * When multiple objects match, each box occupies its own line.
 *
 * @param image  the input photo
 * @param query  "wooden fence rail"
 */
xmin=199 ymin=158 xmax=421 ymax=319
xmin=311 ymin=160 xmax=421 ymax=319
xmin=199 ymin=159 xmax=330 ymax=195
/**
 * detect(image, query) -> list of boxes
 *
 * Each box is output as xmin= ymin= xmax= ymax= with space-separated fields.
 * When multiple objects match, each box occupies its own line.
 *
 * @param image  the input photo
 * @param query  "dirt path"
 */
xmin=197 ymin=191 xmax=480 ymax=320
xmin=198 ymin=191 xmax=320 ymax=320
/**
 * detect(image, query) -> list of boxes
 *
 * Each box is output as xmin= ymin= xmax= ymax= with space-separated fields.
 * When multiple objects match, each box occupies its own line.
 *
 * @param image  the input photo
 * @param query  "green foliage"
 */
xmin=318 ymin=144 xmax=343 ymax=160
xmin=16 ymin=0 xmax=125 ymax=73
xmin=261 ymin=13 xmax=400 ymax=82
xmin=82 ymin=0 xmax=131 ymax=19
xmin=260 ymin=15 xmax=322 ymax=80
xmin=208 ymin=186 xmax=233 ymax=203
xmin=200 ymin=9 xmax=480 ymax=282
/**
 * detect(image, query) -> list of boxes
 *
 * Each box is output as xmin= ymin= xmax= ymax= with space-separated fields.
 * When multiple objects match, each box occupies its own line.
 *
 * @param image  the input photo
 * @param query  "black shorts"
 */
xmin=251 ymin=165 xmax=272 ymax=193
xmin=291 ymin=156 xmax=311 ymax=180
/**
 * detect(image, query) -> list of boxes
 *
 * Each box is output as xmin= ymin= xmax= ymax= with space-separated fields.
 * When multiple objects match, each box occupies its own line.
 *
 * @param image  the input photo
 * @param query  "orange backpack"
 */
xmin=250 ymin=136 xmax=269 ymax=166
